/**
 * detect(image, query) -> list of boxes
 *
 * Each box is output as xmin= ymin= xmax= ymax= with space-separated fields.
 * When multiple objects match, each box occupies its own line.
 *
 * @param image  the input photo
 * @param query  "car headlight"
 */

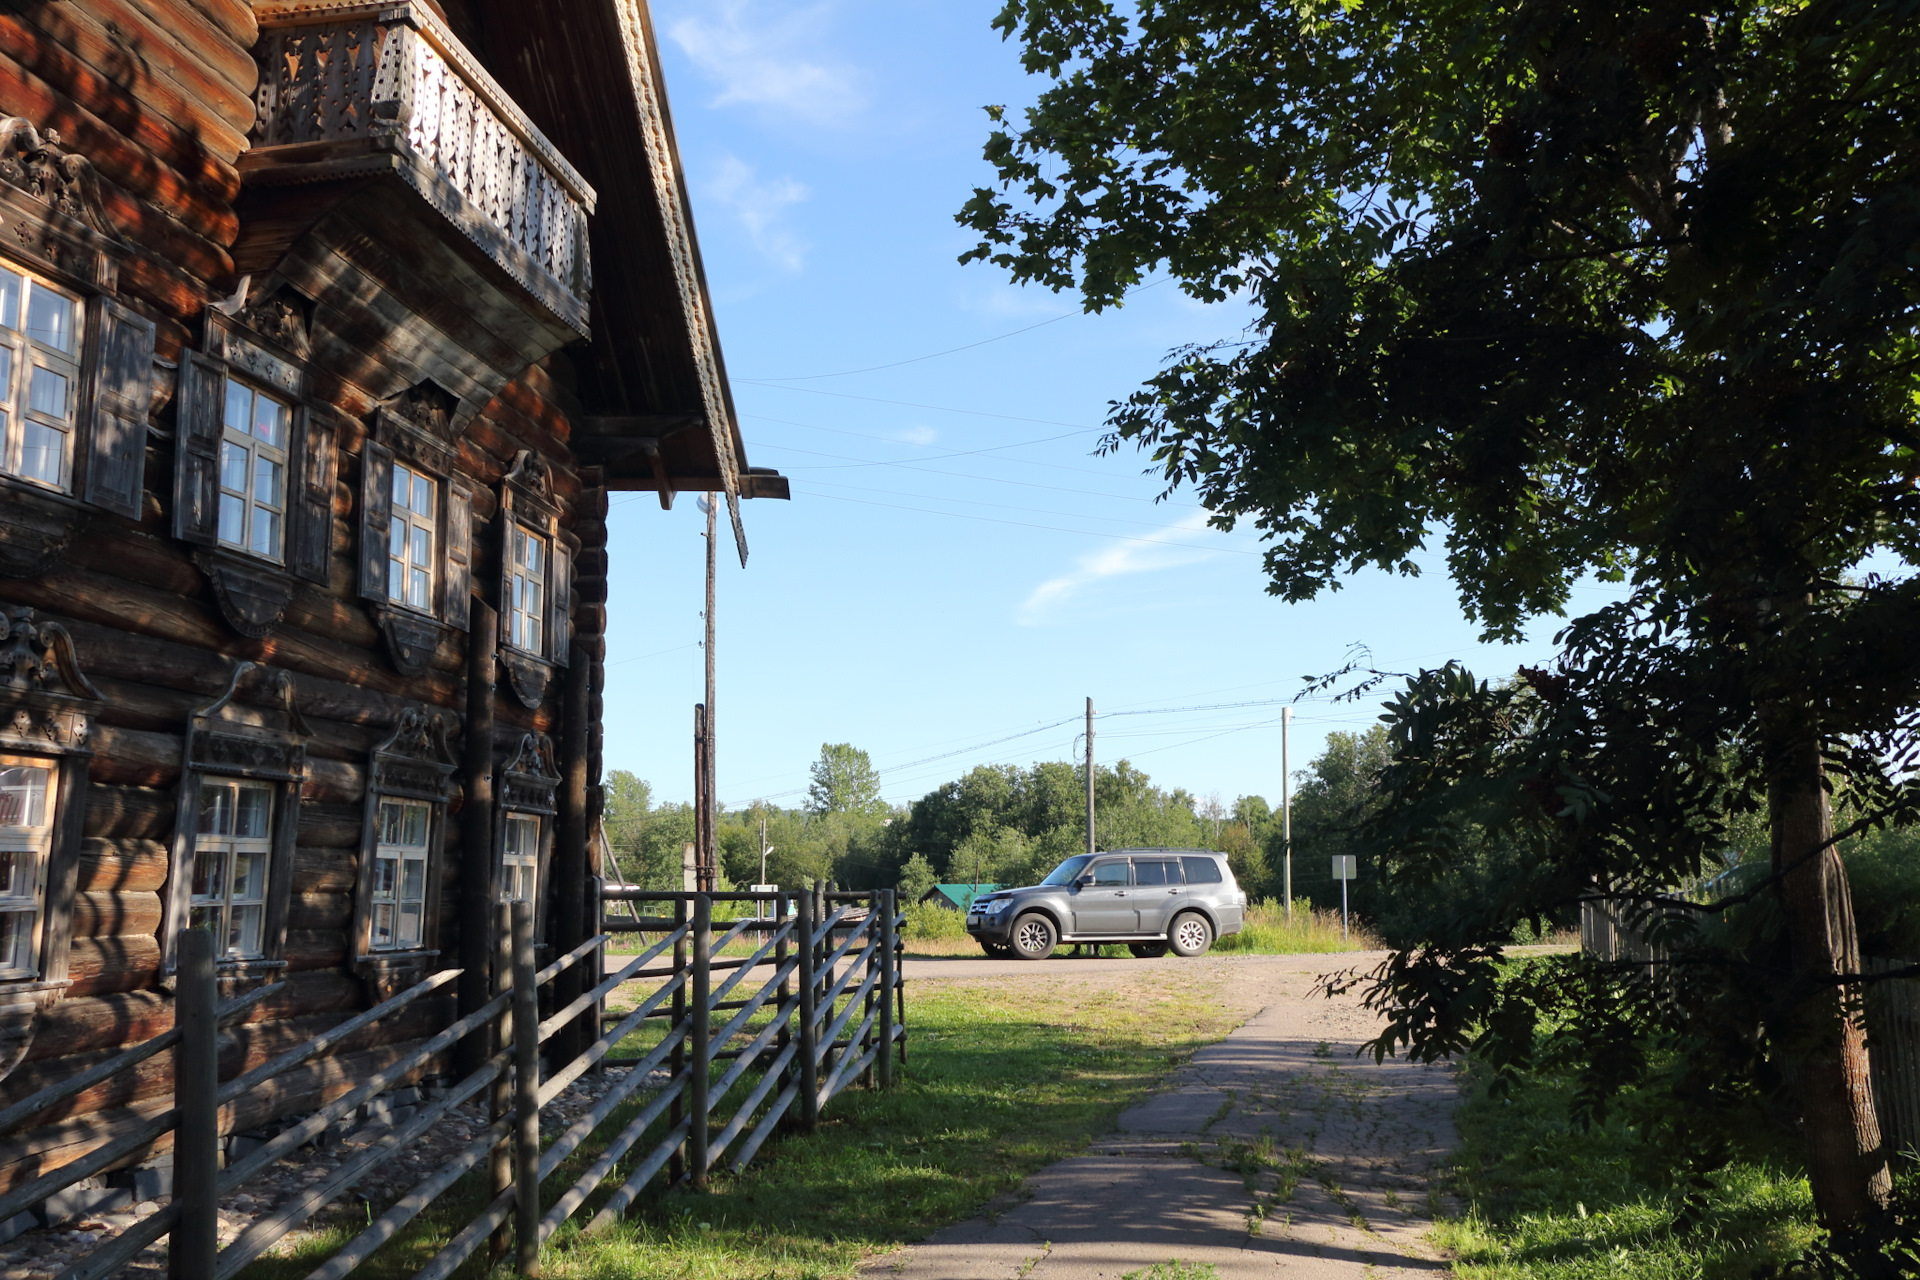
xmin=985 ymin=900 xmax=1010 ymax=914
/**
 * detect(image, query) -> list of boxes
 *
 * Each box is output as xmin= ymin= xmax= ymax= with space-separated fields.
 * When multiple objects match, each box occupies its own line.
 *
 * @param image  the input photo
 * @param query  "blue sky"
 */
xmin=601 ymin=0 xmax=1593 ymax=811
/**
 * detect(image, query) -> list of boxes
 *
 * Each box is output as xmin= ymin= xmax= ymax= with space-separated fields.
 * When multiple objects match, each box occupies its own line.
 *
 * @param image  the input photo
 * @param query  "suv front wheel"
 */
xmin=1168 ymin=911 xmax=1214 ymax=958
xmin=1010 ymin=913 xmax=1058 ymax=961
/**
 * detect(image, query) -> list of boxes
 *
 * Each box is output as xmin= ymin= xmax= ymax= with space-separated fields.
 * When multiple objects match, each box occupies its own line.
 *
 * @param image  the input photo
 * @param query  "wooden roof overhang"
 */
xmin=474 ymin=0 xmax=789 ymax=560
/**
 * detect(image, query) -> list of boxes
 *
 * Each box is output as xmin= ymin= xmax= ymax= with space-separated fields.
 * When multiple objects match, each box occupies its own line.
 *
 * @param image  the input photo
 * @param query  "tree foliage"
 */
xmin=963 ymin=0 xmax=1920 ymax=1248
xmin=806 ymin=743 xmax=886 ymax=817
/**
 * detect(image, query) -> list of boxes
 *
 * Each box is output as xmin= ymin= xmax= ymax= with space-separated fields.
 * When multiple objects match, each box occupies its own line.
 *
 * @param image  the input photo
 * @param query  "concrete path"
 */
xmin=871 ymin=954 xmax=1458 ymax=1280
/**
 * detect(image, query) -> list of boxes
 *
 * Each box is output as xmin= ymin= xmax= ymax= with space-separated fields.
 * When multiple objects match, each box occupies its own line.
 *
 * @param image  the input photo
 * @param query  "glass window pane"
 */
xmin=251 ymin=508 xmax=281 ymax=559
xmin=231 ymin=851 xmax=264 ymax=902
xmin=409 ymin=567 xmax=429 ymax=610
xmin=225 ymin=381 xmax=251 ymax=432
xmin=380 ymin=801 xmax=403 ymax=846
xmin=374 ymin=854 xmax=397 ymax=898
xmin=25 ymin=287 xmax=74 ymax=353
xmin=0 ymin=346 xmax=13 ymax=392
xmin=0 ymin=767 xmax=46 ymax=830
xmin=410 ymin=523 xmax=429 ymax=569
xmin=198 ymin=785 xmax=232 ymax=836
xmin=218 ymin=493 xmax=245 ymax=544
xmin=398 ymin=902 xmax=423 ymax=947
xmin=191 ymin=848 xmax=225 ymax=899
xmin=254 ymin=395 xmax=287 ymax=447
xmin=372 ymin=903 xmax=394 ymax=949
xmin=18 ymin=421 xmax=60 ymax=485
xmin=254 ymin=456 xmax=282 ymax=507
xmin=412 ymin=474 xmax=432 ymax=518
xmin=0 ymin=910 xmax=31 ymax=972
xmin=393 ymin=465 xmax=409 ymax=508
xmin=1180 ymin=857 xmax=1223 ymax=884
xmin=189 ymin=904 xmax=219 ymax=938
xmin=230 ymin=904 xmax=263 ymax=956
xmin=402 ymin=804 xmax=427 ymax=847
xmin=1093 ymin=861 xmax=1129 ymax=886
xmin=235 ymin=787 xmax=271 ymax=839
xmin=0 ymin=270 xmax=20 ymax=331
xmin=1133 ymin=860 xmax=1167 ymax=886
xmin=400 ymin=856 xmax=425 ymax=900
xmin=0 ymin=851 xmax=20 ymax=898
xmin=28 ymin=366 xmax=67 ymax=418
xmin=220 ymin=441 xmax=248 ymax=494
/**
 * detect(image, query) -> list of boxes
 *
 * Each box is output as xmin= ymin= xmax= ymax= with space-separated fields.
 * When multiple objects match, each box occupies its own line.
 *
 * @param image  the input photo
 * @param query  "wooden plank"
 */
xmin=81 ymin=787 xmax=172 ymax=841
xmin=71 ymin=889 xmax=163 ymax=938
xmin=66 ymin=935 xmax=162 ymax=998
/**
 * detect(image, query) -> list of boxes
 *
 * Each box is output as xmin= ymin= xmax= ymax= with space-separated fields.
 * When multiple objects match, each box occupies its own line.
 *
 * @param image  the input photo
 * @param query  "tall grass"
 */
xmin=1212 ymin=899 xmax=1381 ymax=953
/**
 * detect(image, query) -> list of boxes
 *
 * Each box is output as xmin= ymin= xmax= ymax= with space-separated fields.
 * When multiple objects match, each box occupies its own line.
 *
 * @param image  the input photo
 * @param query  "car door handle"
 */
xmin=1114 ymin=891 xmax=1127 ymax=897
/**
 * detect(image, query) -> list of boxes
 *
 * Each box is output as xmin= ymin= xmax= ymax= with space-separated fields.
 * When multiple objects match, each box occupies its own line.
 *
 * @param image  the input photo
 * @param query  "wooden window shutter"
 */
xmin=497 ymin=514 xmax=515 ymax=648
xmin=548 ymin=533 xmax=571 ymax=666
xmin=359 ymin=440 xmax=394 ymax=601
xmin=286 ymin=407 xmax=334 ymax=585
xmin=443 ymin=475 xmax=475 ymax=631
xmin=80 ymin=297 xmax=156 ymax=519
xmin=171 ymin=352 xmax=226 ymax=544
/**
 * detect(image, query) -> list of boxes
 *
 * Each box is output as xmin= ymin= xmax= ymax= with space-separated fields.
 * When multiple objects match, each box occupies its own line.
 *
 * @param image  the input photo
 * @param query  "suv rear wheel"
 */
xmin=1010 ymin=913 xmax=1058 ymax=961
xmin=1128 ymin=942 xmax=1169 ymax=959
xmin=1169 ymin=911 xmax=1214 ymax=957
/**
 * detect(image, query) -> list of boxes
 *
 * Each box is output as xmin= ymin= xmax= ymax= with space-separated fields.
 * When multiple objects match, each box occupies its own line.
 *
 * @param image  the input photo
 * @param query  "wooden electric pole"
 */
xmin=1085 ymin=697 xmax=1095 ymax=858
xmin=1282 ymin=705 xmax=1293 ymax=920
xmin=701 ymin=493 xmax=718 ymax=890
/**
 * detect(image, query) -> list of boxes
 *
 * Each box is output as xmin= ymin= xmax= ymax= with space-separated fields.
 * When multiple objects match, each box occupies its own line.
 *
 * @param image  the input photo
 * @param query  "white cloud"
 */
xmin=1017 ymin=512 xmax=1219 ymax=625
xmin=704 ymin=154 xmax=810 ymax=271
xmin=666 ymin=1 xmax=866 ymax=128
xmin=892 ymin=426 xmax=939 ymax=446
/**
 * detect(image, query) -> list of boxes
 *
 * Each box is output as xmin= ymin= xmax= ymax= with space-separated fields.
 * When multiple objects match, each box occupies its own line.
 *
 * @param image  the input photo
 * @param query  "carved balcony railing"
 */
xmin=250 ymin=3 xmax=596 ymax=333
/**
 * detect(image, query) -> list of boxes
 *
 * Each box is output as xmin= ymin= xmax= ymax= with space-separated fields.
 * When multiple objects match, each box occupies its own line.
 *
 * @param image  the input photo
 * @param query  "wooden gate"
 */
xmin=0 ymin=885 xmax=904 ymax=1278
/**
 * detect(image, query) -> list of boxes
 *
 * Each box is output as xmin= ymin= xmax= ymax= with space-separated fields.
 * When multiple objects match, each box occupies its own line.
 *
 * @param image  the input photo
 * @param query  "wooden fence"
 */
xmin=0 ymin=885 xmax=903 ymax=1279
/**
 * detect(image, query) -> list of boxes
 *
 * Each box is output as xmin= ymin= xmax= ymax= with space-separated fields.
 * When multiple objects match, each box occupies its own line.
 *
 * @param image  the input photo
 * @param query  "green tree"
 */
xmin=806 ymin=743 xmax=886 ymax=817
xmin=896 ymin=852 xmax=940 ymax=905
xmin=964 ymin=0 xmax=1920 ymax=1240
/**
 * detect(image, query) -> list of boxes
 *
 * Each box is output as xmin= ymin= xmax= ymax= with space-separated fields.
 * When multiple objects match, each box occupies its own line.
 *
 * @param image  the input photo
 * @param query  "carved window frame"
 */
xmin=0 ymin=608 xmax=98 ymax=1008
xmin=352 ymin=708 xmax=458 ymax=998
xmin=496 ymin=450 xmax=573 ymax=709
xmin=161 ymin=664 xmax=307 ymax=986
xmin=0 ymin=119 xmax=159 ymax=581
xmin=495 ymin=732 xmax=558 ymax=942
xmin=358 ymin=384 xmax=476 ymax=679
xmin=175 ymin=308 xmax=335 ymax=640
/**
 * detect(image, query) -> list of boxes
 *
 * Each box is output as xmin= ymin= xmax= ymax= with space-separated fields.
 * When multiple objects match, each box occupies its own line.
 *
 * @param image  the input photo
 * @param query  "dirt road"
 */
xmin=872 ymin=952 xmax=1458 ymax=1279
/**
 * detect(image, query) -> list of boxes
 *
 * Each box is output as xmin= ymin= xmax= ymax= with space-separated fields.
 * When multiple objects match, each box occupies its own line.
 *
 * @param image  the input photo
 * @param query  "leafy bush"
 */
xmin=901 ymin=900 xmax=968 ymax=942
xmin=1212 ymin=899 xmax=1378 ymax=954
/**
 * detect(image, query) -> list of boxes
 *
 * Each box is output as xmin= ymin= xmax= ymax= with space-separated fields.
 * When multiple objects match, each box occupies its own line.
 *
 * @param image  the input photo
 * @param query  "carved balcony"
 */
xmin=243 ymin=3 xmax=596 ymax=340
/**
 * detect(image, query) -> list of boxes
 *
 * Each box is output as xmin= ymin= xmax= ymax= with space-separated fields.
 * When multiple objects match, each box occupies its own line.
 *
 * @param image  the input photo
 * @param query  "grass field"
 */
xmin=239 ymin=970 xmax=1251 ymax=1279
xmin=1435 ymin=1063 xmax=1822 ymax=1280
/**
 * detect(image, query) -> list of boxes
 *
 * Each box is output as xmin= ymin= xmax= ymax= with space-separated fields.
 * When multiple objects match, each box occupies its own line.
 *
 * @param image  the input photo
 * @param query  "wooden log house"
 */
xmin=0 ymin=0 xmax=786 ymax=1195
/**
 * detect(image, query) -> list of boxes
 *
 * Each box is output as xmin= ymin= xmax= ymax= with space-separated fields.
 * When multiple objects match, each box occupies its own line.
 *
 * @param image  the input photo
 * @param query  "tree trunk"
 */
xmin=1768 ymin=718 xmax=1890 ymax=1228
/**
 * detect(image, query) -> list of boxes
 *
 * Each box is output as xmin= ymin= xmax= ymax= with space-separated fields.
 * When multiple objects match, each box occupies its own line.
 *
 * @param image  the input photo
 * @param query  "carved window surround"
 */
xmin=0 ymin=119 xmax=160 ymax=579
xmin=359 ymin=381 xmax=476 ymax=677
xmin=180 ymin=308 xmax=336 ymax=639
xmin=496 ymin=450 xmax=573 ymax=709
xmin=495 ymin=731 xmax=557 ymax=940
xmin=162 ymin=662 xmax=309 ymax=989
xmin=353 ymin=707 xmax=458 ymax=1000
xmin=0 ymin=607 xmax=100 ymax=1081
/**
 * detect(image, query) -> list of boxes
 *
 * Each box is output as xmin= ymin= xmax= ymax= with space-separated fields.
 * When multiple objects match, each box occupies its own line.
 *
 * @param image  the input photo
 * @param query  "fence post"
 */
xmin=489 ymin=899 xmax=512 ymax=1263
xmin=668 ymin=896 xmax=687 ymax=1184
xmin=796 ymin=890 xmax=818 ymax=1130
xmin=878 ymin=889 xmax=895 ymax=1090
xmin=169 ymin=927 xmax=217 ymax=1280
xmin=860 ymin=900 xmax=876 ymax=1090
xmin=511 ymin=900 xmax=541 ymax=1274
xmin=688 ymin=893 xmax=711 ymax=1187
xmin=587 ymin=876 xmax=605 ymax=1076
xmin=774 ymin=893 xmax=791 ymax=1063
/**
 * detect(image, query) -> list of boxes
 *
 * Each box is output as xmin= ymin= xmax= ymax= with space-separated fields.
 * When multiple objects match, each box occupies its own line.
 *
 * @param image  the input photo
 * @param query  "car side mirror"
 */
xmin=1075 ymin=875 xmax=1095 ymax=888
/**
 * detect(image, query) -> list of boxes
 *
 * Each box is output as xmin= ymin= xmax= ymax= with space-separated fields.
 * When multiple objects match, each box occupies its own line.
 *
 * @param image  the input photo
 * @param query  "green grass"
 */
xmin=1211 ymin=899 xmax=1382 ymax=954
xmin=1435 ymin=1063 xmax=1820 ymax=1279
xmin=240 ymin=971 xmax=1248 ymax=1280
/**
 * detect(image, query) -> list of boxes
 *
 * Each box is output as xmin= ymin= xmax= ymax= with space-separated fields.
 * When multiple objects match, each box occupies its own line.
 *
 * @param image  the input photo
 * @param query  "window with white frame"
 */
xmin=506 ymin=524 xmax=546 ymax=655
xmin=191 ymin=779 xmax=272 ymax=959
xmin=370 ymin=799 xmax=430 ymax=951
xmin=217 ymin=378 xmax=291 ymax=562
xmin=0 ymin=266 xmax=80 ymax=492
xmin=387 ymin=463 xmax=437 ymax=613
xmin=502 ymin=813 xmax=539 ymax=904
xmin=0 ymin=761 xmax=53 ymax=978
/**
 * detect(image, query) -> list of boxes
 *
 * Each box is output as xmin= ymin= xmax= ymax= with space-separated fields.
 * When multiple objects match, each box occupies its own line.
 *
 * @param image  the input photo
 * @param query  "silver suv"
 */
xmin=964 ymin=848 xmax=1246 ymax=960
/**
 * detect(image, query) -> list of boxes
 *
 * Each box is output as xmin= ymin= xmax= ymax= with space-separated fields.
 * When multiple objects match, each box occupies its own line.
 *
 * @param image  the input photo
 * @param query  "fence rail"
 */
xmin=0 ymin=884 xmax=903 ymax=1279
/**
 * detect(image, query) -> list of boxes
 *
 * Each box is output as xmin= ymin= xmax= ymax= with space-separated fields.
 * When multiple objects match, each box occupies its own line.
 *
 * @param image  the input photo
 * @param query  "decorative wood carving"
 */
xmin=0 ymin=488 xmax=86 ymax=580
xmin=499 ymin=731 xmax=559 ymax=815
xmin=370 ymin=706 xmax=458 ymax=801
xmin=183 ymin=662 xmax=310 ymax=784
xmin=194 ymin=550 xmax=297 ymax=640
xmin=371 ymin=380 xmax=463 ymax=474
xmin=0 ymin=118 xmax=121 ymax=293
xmin=371 ymin=605 xmax=449 ymax=680
xmin=234 ymin=284 xmax=313 ymax=360
xmin=0 ymin=119 xmax=115 ymax=239
xmin=0 ymin=606 xmax=98 ymax=754
xmin=498 ymin=649 xmax=551 ymax=710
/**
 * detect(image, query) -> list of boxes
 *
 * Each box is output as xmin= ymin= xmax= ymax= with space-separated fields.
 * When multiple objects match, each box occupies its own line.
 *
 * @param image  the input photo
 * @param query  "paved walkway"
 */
xmin=872 ymin=954 xmax=1458 ymax=1279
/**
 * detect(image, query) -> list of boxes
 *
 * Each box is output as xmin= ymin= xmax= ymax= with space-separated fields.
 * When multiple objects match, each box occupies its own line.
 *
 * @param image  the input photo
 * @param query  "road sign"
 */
xmin=1331 ymin=855 xmax=1356 ymax=880
xmin=749 ymin=884 xmax=779 ymax=894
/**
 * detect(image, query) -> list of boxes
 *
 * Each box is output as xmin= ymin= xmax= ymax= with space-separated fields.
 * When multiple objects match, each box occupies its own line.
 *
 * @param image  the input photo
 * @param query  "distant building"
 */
xmin=922 ymin=884 xmax=1001 ymax=912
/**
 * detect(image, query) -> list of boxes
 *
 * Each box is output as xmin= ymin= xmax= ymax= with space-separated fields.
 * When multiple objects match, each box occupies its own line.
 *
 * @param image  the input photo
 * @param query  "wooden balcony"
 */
xmin=246 ymin=3 xmax=596 ymax=337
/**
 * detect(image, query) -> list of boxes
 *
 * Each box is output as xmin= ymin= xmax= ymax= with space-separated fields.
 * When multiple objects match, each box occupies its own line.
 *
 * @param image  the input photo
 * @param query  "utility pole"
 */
xmin=759 ymin=814 xmax=769 ymax=885
xmin=1282 ymin=706 xmax=1293 ymax=921
xmin=701 ymin=492 xmax=718 ymax=890
xmin=1085 ymin=697 xmax=1095 ymax=858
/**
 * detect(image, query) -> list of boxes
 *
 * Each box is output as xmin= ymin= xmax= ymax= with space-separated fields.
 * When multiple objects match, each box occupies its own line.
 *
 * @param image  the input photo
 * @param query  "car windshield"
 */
xmin=1039 ymin=855 xmax=1094 ymax=886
